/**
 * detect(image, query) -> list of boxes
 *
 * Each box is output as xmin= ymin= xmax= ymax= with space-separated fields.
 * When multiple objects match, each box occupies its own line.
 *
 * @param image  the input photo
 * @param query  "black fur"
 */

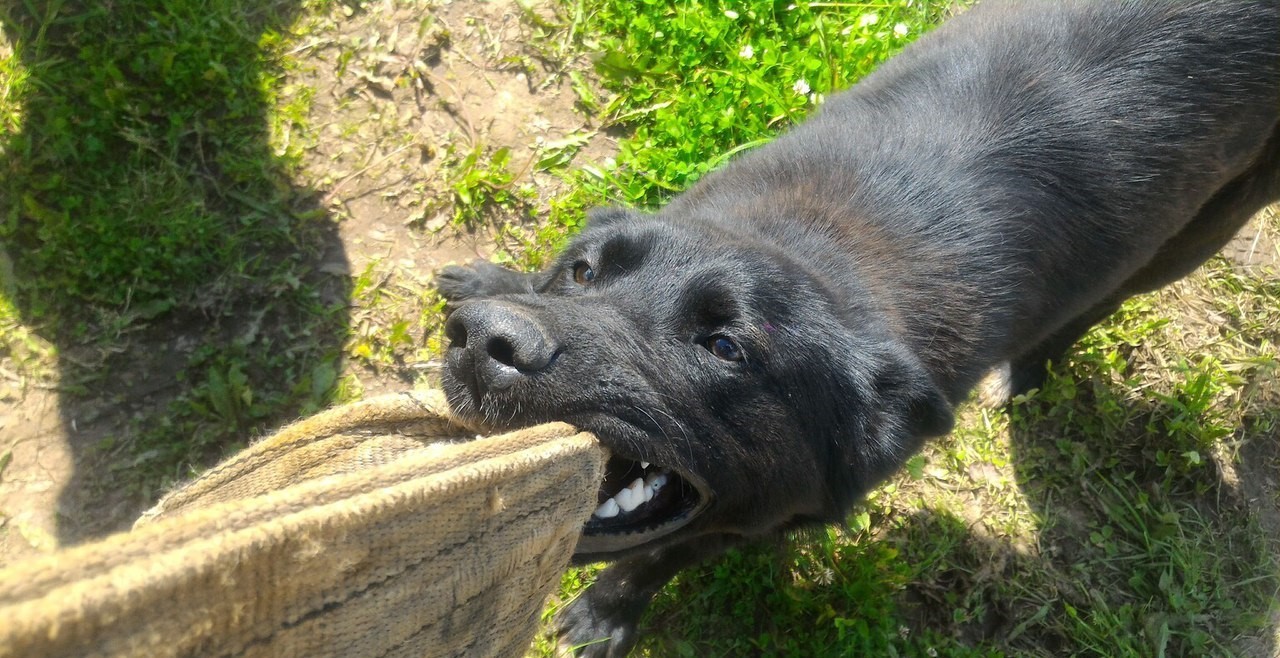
xmin=435 ymin=1 xmax=1280 ymax=655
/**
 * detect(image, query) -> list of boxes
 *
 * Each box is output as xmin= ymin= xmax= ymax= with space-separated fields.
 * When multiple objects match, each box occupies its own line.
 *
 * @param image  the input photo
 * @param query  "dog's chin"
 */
xmin=440 ymin=379 xmax=714 ymax=559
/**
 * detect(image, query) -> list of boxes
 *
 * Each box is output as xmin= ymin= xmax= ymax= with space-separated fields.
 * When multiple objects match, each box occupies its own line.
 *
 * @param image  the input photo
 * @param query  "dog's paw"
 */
xmin=554 ymin=591 xmax=643 ymax=658
xmin=976 ymin=360 xmax=1048 ymax=407
xmin=975 ymin=361 xmax=1014 ymax=408
xmin=433 ymin=260 xmax=520 ymax=302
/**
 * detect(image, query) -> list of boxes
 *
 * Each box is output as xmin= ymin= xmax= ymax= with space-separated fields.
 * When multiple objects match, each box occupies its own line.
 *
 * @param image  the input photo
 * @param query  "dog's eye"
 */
xmin=572 ymin=261 xmax=595 ymax=285
xmin=706 ymin=335 xmax=744 ymax=362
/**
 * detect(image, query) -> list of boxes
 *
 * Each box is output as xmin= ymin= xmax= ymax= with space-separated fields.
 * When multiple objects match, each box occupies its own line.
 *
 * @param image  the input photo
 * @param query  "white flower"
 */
xmin=739 ymin=44 xmax=754 ymax=59
xmin=792 ymin=78 xmax=811 ymax=95
xmin=859 ymin=12 xmax=879 ymax=27
xmin=894 ymin=23 xmax=910 ymax=37
xmin=724 ymin=9 xmax=739 ymax=19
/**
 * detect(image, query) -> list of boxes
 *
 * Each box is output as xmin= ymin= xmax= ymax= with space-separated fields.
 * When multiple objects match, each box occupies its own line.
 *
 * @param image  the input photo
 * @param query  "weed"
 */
xmin=446 ymin=143 xmax=535 ymax=225
xmin=573 ymin=0 xmax=950 ymax=206
xmin=0 ymin=0 xmax=350 ymax=514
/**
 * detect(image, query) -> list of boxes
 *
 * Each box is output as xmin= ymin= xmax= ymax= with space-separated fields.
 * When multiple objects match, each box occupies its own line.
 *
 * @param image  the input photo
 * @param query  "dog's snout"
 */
xmin=445 ymin=302 xmax=559 ymax=393
xmin=443 ymin=310 xmax=472 ymax=350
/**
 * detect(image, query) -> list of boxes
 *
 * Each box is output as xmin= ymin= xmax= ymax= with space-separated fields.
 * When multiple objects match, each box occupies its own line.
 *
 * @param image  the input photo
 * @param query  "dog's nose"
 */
xmin=444 ymin=301 xmax=559 ymax=391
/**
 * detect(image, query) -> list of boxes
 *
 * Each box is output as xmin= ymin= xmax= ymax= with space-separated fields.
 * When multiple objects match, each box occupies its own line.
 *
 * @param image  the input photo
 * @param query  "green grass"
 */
xmin=526 ymin=0 xmax=952 ymax=257
xmin=0 ymin=0 xmax=348 ymax=501
xmin=5 ymin=1 xmax=305 ymax=309
xmin=2 ymin=0 xmax=1277 ymax=654
xmin=580 ymin=0 xmax=936 ymax=199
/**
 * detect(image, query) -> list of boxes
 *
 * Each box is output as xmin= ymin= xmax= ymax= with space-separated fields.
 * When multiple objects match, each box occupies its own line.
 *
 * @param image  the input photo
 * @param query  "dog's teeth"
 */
xmin=639 ymin=461 xmax=650 ymax=470
xmin=598 ymin=476 xmax=664 ymax=518
xmin=617 ymin=478 xmax=647 ymax=511
xmin=594 ymin=498 xmax=620 ymax=519
xmin=628 ymin=477 xmax=646 ymax=498
xmin=615 ymin=487 xmax=640 ymax=512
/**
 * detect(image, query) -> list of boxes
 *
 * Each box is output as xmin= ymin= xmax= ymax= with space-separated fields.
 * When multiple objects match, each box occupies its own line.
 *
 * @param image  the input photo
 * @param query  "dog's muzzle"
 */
xmin=444 ymin=301 xmax=560 ymax=396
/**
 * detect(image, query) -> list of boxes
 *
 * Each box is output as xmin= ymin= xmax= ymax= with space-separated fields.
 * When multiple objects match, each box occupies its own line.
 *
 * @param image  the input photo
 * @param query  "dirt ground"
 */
xmin=0 ymin=6 xmax=1278 ymax=654
xmin=0 ymin=0 xmax=615 ymax=564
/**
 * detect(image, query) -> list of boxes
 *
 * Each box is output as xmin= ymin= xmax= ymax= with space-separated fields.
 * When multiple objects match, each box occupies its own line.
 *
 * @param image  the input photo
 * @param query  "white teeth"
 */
xmin=615 ymin=478 xmax=645 ymax=512
xmin=615 ymin=487 xmax=638 ymax=512
xmin=593 ymin=498 xmax=619 ymax=519
xmin=641 ymin=479 xmax=654 ymax=502
xmin=592 ymin=471 xmax=671 ymax=519
xmin=639 ymin=461 xmax=650 ymax=469
xmin=613 ymin=478 xmax=647 ymax=512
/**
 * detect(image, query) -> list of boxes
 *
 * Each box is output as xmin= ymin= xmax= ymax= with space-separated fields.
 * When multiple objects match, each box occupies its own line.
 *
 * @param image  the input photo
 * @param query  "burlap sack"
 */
xmin=0 ymin=390 xmax=605 ymax=658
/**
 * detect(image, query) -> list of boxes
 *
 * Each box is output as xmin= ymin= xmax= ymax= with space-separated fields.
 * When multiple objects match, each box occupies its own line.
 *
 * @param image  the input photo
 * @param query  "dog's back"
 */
xmin=668 ymin=0 xmax=1280 ymax=398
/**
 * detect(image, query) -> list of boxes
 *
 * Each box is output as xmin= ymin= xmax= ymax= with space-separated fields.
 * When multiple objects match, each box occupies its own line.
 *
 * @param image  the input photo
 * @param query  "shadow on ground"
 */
xmin=1003 ymin=365 xmax=1280 ymax=657
xmin=0 ymin=0 xmax=349 ymax=550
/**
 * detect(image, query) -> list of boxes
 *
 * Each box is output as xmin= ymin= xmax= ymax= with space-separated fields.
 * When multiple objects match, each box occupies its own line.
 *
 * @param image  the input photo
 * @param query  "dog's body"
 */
xmin=437 ymin=1 xmax=1280 ymax=655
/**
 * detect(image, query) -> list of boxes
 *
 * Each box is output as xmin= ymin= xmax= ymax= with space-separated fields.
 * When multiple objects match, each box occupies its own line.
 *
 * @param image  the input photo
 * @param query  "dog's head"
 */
xmin=441 ymin=208 xmax=952 ymax=560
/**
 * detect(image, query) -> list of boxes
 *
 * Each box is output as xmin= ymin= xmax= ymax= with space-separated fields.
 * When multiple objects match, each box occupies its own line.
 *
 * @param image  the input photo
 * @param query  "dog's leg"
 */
xmin=434 ymin=259 xmax=539 ymax=302
xmin=1004 ymin=300 xmax=1124 ymax=397
xmin=557 ymin=534 xmax=742 ymax=658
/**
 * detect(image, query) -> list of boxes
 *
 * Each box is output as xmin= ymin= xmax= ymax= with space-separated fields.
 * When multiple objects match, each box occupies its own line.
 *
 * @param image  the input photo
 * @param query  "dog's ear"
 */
xmin=858 ymin=342 xmax=954 ymax=480
xmin=586 ymin=206 xmax=641 ymax=228
xmin=808 ymin=334 xmax=955 ymax=510
xmin=873 ymin=343 xmax=954 ymax=441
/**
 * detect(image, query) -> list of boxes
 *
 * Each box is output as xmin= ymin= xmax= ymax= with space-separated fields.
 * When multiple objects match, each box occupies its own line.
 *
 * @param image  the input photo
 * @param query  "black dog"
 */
xmin=436 ymin=1 xmax=1280 ymax=655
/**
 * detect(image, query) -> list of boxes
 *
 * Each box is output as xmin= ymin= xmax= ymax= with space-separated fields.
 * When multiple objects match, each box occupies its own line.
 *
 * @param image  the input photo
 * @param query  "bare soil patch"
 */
xmin=0 ymin=0 xmax=614 ymax=562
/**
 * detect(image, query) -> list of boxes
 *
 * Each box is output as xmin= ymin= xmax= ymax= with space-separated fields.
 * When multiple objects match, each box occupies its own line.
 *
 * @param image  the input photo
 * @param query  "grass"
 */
xmin=573 ymin=0 xmax=935 ymax=200
xmin=1 ymin=0 xmax=1277 ymax=655
xmin=0 ymin=0 xmax=348 ymax=504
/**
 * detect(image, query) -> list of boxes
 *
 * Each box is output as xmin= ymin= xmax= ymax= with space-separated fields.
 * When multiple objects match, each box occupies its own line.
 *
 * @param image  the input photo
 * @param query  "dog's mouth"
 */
xmin=576 ymin=453 xmax=711 ymax=555
xmin=438 ymin=381 xmax=712 ymax=555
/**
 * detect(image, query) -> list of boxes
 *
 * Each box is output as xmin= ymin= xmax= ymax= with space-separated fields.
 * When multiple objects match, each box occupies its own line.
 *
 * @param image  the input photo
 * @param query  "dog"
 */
xmin=435 ymin=1 xmax=1280 ymax=655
